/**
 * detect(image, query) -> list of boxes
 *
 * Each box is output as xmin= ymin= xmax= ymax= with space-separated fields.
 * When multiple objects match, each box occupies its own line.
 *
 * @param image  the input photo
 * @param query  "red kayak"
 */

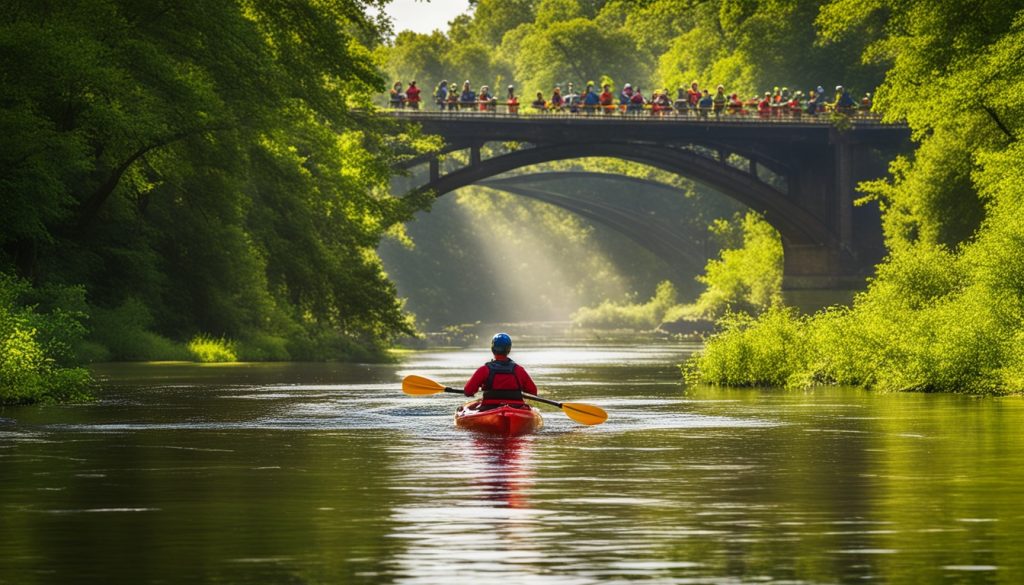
xmin=454 ymin=401 xmax=543 ymax=436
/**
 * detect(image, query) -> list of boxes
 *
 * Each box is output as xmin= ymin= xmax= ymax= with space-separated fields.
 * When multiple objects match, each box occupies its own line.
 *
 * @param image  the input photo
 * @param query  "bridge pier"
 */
xmin=780 ymin=241 xmax=864 ymax=310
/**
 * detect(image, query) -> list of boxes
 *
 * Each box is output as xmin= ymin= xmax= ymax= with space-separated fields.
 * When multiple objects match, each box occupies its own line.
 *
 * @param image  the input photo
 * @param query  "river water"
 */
xmin=1 ymin=340 xmax=1022 ymax=584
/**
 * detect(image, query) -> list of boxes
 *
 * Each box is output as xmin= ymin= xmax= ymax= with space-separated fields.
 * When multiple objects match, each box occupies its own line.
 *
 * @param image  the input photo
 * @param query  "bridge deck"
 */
xmin=384 ymin=108 xmax=894 ymax=126
xmin=384 ymin=109 xmax=909 ymax=145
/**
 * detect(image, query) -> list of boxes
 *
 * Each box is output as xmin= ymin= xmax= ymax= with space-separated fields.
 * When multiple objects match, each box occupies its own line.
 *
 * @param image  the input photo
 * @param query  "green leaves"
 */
xmin=1 ymin=0 xmax=439 ymax=372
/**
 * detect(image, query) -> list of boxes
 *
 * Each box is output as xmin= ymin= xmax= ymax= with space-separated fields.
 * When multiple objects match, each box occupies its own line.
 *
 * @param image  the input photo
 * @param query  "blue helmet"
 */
xmin=491 ymin=333 xmax=512 ymax=355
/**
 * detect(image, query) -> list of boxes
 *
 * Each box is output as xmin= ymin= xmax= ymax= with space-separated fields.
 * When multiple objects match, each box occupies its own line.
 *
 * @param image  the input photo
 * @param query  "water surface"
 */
xmin=1 ymin=341 xmax=1022 ymax=584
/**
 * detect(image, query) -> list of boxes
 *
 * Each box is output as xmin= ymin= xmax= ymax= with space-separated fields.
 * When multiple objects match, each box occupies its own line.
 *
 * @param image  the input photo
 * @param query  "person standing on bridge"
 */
xmin=686 ymin=81 xmax=701 ymax=116
xmin=565 ymin=82 xmax=580 ymax=113
xmin=459 ymin=81 xmax=476 ymax=110
xmin=599 ymin=83 xmax=614 ymax=113
xmin=405 ymin=81 xmax=421 ymax=110
xmin=550 ymin=86 xmax=564 ymax=111
xmin=507 ymin=85 xmax=519 ymax=115
xmin=620 ymin=83 xmax=634 ymax=110
xmin=712 ymin=85 xmax=727 ymax=117
xmin=833 ymin=85 xmax=857 ymax=113
xmin=788 ymin=91 xmax=803 ymax=118
xmin=583 ymin=81 xmax=600 ymax=114
xmin=728 ymin=92 xmax=745 ymax=115
xmin=806 ymin=89 xmax=819 ymax=116
xmin=478 ymin=85 xmax=494 ymax=112
xmin=463 ymin=333 xmax=538 ymax=411
xmin=758 ymin=91 xmax=772 ymax=118
xmin=389 ymin=82 xmax=404 ymax=108
xmin=532 ymin=91 xmax=547 ymax=112
xmin=628 ymin=87 xmax=646 ymax=114
xmin=698 ymin=88 xmax=713 ymax=118
xmin=434 ymin=80 xmax=449 ymax=111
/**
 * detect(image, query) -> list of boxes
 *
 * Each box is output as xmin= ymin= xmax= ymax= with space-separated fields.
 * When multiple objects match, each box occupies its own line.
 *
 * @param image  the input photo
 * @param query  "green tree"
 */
xmin=689 ymin=1 xmax=1024 ymax=394
xmin=511 ymin=17 xmax=644 ymax=94
xmin=1 ymin=0 xmax=437 ymax=375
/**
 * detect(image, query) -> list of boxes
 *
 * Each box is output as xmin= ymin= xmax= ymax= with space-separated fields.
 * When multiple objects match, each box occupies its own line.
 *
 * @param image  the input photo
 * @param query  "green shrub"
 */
xmin=573 ymin=281 xmax=678 ymax=330
xmin=0 ymin=274 xmax=92 ymax=404
xmin=236 ymin=334 xmax=291 ymax=361
xmin=88 ymin=299 xmax=189 ymax=361
xmin=685 ymin=307 xmax=808 ymax=387
xmin=683 ymin=212 xmax=783 ymax=319
xmin=687 ymin=240 xmax=1023 ymax=394
xmin=187 ymin=335 xmax=238 ymax=363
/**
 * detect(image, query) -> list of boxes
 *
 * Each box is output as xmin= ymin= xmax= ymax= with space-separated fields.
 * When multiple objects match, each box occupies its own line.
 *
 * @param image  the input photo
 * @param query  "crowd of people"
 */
xmin=388 ymin=79 xmax=872 ymax=117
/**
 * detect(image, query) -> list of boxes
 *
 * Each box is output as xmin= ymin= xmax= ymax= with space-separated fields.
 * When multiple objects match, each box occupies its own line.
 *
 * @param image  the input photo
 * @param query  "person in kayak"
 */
xmin=463 ymin=333 xmax=538 ymax=410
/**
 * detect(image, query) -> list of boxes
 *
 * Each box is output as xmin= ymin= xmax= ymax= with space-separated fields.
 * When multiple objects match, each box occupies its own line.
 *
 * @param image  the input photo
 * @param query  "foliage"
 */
xmin=569 ymin=209 xmax=782 ymax=330
xmin=573 ymin=281 xmax=679 ymax=329
xmin=187 ymin=336 xmax=238 ymax=363
xmin=683 ymin=307 xmax=808 ymax=387
xmin=820 ymin=0 xmax=1024 ymax=251
xmin=1 ymin=0 xmax=436 ymax=380
xmin=0 ymin=274 xmax=92 ymax=404
xmin=688 ymin=3 xmax=1024 ymax=394
xmin=690 ymin=212 xmax=783 ymax=318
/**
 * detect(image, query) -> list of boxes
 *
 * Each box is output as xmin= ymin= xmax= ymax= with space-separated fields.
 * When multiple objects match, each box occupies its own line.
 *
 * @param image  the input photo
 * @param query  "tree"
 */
xmin=1 ymin=0 xmax=436 ymax=365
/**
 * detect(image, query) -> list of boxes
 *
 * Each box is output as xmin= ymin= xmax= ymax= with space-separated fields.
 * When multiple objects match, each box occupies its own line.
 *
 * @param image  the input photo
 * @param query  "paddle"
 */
xmin=401 ymin=375 xmax=608 ymax=426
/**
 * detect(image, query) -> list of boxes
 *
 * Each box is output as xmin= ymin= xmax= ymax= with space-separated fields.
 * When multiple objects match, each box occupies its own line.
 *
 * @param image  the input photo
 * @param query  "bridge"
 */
xmin=389 ymin=110 xmax=911 ymax=305
xmin=478 ymin=171 xmax=716 ymax=284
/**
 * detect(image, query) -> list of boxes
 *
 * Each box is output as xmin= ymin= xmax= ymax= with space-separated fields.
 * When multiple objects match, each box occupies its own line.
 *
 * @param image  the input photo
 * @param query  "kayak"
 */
xmin=454 ymin=401 xmax=543 ymax=436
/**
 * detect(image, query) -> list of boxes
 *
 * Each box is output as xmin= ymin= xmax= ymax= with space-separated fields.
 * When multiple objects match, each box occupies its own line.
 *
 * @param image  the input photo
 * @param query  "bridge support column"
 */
xmin=781 ymin=241 xmax=866 ymax=311
xmin=429 ymin=158 xmax=439 ymax=182
xmin=835 ymin=139 xmax=855 ymax=256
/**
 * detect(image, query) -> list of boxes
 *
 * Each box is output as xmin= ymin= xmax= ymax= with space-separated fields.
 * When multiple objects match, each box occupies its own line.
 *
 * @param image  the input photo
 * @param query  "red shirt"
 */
xmin=464 ymin=356 xmax=538 ymax=405
xmin=687 ymin=88 xmax=701 ymax=106
xmin=405 ymin=85 xmax=421 ymax=103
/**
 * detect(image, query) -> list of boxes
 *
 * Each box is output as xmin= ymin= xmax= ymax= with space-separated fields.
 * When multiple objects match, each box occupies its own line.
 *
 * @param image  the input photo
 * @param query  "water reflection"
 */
xmin=387 ymin=436 xmax=563 ymax=583
xmin=1 ymin=345 xmax=1023 ymax=584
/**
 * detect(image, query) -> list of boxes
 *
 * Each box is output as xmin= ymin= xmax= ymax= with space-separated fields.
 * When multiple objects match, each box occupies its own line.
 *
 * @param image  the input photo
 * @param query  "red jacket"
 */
xmin=405 ymin=85 xmax=421 ymax=104
xmin=464 ymin=356 xmax=538 ymax=405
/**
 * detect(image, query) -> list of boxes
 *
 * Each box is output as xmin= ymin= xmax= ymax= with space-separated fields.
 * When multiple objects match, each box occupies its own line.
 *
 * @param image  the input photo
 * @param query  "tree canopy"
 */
xmin=1 ymin=0 xmax=437 ymax=376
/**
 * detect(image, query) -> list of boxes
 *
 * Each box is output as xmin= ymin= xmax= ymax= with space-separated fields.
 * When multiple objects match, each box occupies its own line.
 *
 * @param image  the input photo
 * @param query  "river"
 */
xmin=1 ymin=339 xmax=1022 ymax=584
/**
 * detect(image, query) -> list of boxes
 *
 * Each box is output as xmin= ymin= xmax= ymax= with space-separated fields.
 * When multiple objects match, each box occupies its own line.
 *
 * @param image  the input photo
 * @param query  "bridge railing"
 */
xmin=382 ymin=102 xmax=892 ymax=125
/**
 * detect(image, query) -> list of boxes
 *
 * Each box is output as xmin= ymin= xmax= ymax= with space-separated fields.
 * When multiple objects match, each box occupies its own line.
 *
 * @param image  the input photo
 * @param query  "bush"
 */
xmin=687 ymin=242 xmax=1023 ymax=394
xmin=236 ymin=334 xmax=291 ymax=361
xmin=690 ymin=212 xmax=783 ymax=318
xmin=572 ymin=281 xmax=678 ymax=330
xmin=685 ymin=307 xmax=808 ymax=387
xmin=88 ymin=299 xmax=189 ymax=361
xmin=187 ymin=335 xmax=238 ymax=363
xmin=0 ymin=274 xmax=92 ymax=404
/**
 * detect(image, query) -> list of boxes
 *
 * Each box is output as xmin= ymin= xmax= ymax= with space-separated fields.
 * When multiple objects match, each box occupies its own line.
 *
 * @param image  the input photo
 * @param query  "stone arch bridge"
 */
xmin=390 ymin=111 xmax=911 ymax=304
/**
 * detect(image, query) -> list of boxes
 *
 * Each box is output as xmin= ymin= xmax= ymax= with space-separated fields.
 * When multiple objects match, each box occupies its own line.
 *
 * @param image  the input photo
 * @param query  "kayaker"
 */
xmin=463 ymin=333 xmax=538 ymax=410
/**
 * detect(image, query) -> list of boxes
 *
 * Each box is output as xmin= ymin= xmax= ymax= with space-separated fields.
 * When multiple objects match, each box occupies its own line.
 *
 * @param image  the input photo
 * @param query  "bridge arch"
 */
xmin=408 ymin=142 xmax=833 ymax=248
xmin=477 ymin=172 xmax=711 ymax=274
xmin=390 ymin=112 xmax=911 ymax=303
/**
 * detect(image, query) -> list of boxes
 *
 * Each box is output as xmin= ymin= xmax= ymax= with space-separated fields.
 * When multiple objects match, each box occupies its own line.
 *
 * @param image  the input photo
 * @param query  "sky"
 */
xmin=384 ymin=0 xmax=472 ymax=35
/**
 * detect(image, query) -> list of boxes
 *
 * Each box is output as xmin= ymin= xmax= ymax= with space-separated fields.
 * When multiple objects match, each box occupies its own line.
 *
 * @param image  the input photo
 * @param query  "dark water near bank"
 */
xmin=1 ymin=341 xmax=1023 ymax=584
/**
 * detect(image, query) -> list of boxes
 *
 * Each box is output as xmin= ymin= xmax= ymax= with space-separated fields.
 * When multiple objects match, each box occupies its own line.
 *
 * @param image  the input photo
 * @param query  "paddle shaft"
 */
xmin=444 ymin=386 xmax=558 ymax=407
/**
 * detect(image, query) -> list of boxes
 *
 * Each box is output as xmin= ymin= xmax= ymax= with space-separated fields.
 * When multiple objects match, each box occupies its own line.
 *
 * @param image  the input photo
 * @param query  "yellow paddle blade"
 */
xmin=402 ymin=375 xmax=447 ymax=395
xmin=561 ymin=402 xmax=608 ymax=425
